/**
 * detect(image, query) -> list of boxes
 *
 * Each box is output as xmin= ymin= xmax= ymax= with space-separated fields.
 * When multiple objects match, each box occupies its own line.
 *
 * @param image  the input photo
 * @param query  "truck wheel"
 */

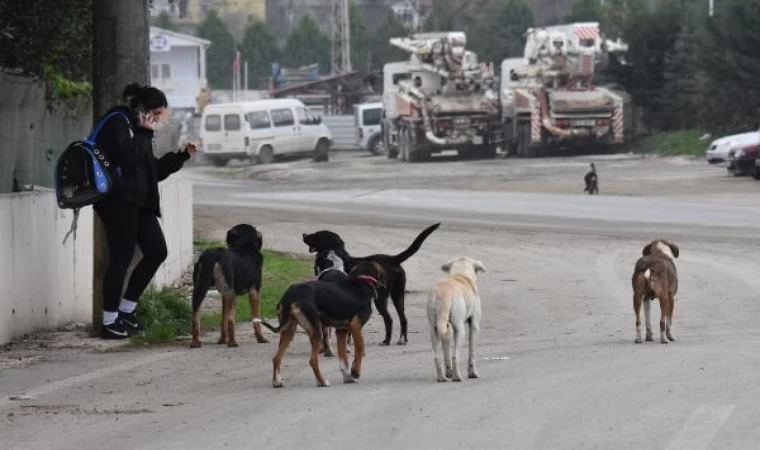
xmin=385 ymin=127 xmax=398 ymax=159
xmin=257 ymin=146 xmax=274 ymax=165
xmin=313 ymin=139 xmax=329 ymax=162
xmin=368 ymin=134 xmax=384 ymax=156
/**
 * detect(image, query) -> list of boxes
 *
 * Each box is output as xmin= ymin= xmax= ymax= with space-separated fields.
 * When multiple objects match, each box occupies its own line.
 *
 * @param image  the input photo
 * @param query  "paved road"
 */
xmin=3 ymin=155 xmax=760 ymax=450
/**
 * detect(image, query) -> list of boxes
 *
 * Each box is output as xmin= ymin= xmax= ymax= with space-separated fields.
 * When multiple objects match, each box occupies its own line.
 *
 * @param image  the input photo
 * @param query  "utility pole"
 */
xmin=330 ymin=0 xmax=352 ymax=75
xmin=92 ymin=0 xmax=151 ymax=334
xmin=709 ymin=0 xmax=714 ymax=17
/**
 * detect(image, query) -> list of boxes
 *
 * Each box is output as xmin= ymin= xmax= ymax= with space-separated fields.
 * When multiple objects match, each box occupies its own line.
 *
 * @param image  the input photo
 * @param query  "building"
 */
xmin=149 ymin=27 xmax=211 ymax=111
xmin=158 ymin=0 xmax=267 ymax=40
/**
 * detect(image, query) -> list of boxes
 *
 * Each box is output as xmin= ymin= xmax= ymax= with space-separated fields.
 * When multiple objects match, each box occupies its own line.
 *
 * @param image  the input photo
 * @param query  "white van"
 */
xmin=200 ymin=98 xmax=333 ymax=166
xmin=354 ymin=101 xmax=383 ymax=154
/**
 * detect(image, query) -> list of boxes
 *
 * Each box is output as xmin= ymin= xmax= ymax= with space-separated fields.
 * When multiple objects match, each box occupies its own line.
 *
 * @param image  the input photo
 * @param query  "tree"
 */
xmin=282 ymin=13 xmax=330 ymax=74
xmin=566 ymin=0 xmax=602 ymax=23
xmin=92 ymin=0 xmax=151 ymax=334
xmin=371 ymin=10 xmax=409 ymax=70
xmin=152 ymin=10 xmax=179 ymax=31
xmin=469 ymin=0 xmax=535 ymax=65
xmin=197 ymin=9 xmax=236 ymax=89
xmin=240 ymin=19 xmax=279 ymax=89
xmin=349 ymin=0 xmax=372 ymax=72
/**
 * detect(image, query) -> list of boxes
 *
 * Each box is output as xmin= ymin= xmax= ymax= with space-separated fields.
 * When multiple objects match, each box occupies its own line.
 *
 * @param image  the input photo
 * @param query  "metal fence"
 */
xmin=320 ymin=115 xmax=357 ymax=151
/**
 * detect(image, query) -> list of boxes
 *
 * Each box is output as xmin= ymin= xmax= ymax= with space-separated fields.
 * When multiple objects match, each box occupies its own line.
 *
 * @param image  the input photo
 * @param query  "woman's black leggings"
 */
xmin=95 ymin=202 xmax=168 ymax=312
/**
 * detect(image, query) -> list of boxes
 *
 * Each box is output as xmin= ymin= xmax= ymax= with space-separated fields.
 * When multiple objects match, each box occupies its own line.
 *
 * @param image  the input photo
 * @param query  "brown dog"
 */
xmin=631 ymin=239 xmax=679 ymax=344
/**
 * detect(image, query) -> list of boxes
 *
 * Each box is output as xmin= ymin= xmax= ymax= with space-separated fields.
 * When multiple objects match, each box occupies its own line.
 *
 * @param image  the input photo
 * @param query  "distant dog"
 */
xmin=315 ymin=249 xmax=351 ymax=357
xmin=190 ymin=224 xmax=269 ymax=348
xmin=302 ymin=222 xmax=441 ymax=345
xmin=631 ymin=239 xmax=679 ymax=344
xmin=584 ymin=163 xmax=599 ymax=195
xmin=427 ymin=257 xmax=486 ymax=382
xmin=258 ymin=261 xmax=385 ymax=388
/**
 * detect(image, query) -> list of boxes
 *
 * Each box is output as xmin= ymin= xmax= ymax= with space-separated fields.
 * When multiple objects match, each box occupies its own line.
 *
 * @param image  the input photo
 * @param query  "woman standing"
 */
xmin=95 ymin=83 xmax=196 ymax=339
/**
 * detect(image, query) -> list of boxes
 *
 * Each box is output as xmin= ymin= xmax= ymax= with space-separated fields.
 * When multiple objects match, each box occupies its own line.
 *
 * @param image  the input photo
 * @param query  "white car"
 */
xmin=354 ymin=101 xmax=383 ymax=154
xmin=705 ymin=131 xmax=759 ymax=164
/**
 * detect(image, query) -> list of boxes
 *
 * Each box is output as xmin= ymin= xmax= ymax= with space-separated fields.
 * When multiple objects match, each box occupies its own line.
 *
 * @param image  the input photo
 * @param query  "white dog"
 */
xmin=426 ymin=256 xmax=486 ymax=382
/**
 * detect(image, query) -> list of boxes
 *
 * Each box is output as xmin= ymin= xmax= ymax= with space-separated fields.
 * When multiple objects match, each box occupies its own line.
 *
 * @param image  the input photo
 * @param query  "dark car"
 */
xmin=727 ymin=143 xmax=760 ymax=176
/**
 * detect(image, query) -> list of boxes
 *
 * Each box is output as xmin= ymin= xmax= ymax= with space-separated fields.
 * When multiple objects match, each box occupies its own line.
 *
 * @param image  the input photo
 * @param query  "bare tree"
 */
xmin=91 ymin=0 xmax=151 ymax=333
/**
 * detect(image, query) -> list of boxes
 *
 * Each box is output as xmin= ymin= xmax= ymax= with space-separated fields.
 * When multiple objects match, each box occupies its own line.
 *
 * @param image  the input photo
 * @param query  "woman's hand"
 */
xmin=183 ymin=142 xmax=198 ymax=156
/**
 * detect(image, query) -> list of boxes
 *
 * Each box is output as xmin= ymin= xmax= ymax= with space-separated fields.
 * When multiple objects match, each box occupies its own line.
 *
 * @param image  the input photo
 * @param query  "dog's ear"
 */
xmin=642 ymin=242 xmax=653 ymax=256
xmin=441 ymin=260 xmax=453 ymax=273
xmin=256 ymin=230 xmax=263 ymax=250
xmin=473 ymin=260 xmax=486 ymax=274
xmin=666 ymin=241 xmax=679 ymax=258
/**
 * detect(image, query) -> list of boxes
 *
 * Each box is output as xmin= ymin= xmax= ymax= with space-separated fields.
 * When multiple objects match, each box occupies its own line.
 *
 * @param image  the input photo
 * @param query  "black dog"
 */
xmin=190 ymin=224 xmax=269 ymax=348
xmin=315 ymin=249 xmax=351 ymax=357
xmin=584 ymin=163 xmax=599 ymax=195
xmin=258 ymin=261 xmax=385 ymax=388
xmin=303 ymin=222 xmax=441 ymax=346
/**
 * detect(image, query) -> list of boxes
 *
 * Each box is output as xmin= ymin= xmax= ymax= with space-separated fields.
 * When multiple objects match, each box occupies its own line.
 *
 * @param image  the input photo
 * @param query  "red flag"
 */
xmin=233 ymin=51 xmax=241 ymax=74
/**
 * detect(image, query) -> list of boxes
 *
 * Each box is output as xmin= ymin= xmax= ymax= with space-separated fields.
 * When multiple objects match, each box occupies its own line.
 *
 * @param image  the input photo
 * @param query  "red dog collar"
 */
xmin=356 ymin=275 xmax=379 ymax=285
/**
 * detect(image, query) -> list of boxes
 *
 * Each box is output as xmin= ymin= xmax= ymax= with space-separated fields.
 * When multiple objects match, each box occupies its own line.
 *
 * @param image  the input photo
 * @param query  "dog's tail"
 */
xmin=253 ymin=303 xmax=288 ymax=334
xmin=391 ymin=222 xmax=441 ymax=265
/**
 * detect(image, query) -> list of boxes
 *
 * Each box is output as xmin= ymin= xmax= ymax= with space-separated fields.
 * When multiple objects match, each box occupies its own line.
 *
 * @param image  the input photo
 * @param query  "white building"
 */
xmin=149 ymin=26 xmax=210 ymax=111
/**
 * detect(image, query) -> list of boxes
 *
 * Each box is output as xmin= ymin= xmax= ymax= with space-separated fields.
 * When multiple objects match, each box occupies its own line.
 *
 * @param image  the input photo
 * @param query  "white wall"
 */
xmin=0 ymin=190 xmax=94 ymax=344
xmin=0 ymin=179 xmax=194 ymax=344
xmin=151 ymin=46 xmax=202 ymax=110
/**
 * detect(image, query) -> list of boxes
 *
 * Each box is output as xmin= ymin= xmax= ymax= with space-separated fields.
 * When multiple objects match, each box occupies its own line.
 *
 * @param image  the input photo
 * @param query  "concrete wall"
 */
xmin=0 ymin=190 xmax=94 ymax=344
xmin=0 ymin=179 xmax=194 ymax=344
xmin=0 ymin=72 xmax=92 ymax=194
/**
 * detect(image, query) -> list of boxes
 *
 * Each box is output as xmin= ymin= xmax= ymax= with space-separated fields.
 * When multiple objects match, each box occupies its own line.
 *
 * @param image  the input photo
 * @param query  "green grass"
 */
xmin=131 ymin=239 xmax=312 ymax=345
xmin=628 ymin=129 xmax=709 ymax=157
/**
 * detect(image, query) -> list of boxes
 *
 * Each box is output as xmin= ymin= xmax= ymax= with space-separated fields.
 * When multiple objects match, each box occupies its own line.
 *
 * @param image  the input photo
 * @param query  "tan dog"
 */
xmin=427 ymin=256 xmax=486 ymax=382
xmin=631 ymin=240 xmax=679 ymax=344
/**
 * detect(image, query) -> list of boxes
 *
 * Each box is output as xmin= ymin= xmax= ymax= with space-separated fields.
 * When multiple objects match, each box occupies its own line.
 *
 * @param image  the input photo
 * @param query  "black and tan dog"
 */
xmin=302 ymin=222 xmax=441 ymax=346
xmin=632 ymin=239 xmax=679 ymax=344
xmin=257 ymin=261 xmax=385 ymax=388
xmin=190 ymin=224 xmax=269 ymax=348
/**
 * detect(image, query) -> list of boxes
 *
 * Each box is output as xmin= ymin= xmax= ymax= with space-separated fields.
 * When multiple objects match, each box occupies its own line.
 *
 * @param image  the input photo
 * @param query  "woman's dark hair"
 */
xmin=122 ymin=83 xmax=168 ymax=111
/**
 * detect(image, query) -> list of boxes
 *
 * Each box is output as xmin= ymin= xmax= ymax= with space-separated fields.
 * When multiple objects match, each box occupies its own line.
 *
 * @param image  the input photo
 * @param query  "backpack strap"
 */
xmin=62 ymin=208 xmax=81 ymax=246
xmin=84 ymin=111 xmax=132 ymax=146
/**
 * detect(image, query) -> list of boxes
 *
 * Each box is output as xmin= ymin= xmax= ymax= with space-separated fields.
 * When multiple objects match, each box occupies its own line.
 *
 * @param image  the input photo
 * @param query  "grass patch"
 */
xmin=131 ymin=240 xmax=312 ymax=344
xmin=131 ymin=287 xmax=193 ymax=344
xmin=627 ymin=129 xmax=709 ymax=157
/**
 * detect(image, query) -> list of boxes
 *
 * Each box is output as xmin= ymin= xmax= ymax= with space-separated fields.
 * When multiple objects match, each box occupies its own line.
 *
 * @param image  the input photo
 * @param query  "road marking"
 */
xmin=0 ymin=351 xmax=174 ymax=410
xmin=665 ymin=404 xmax=735 ymax=450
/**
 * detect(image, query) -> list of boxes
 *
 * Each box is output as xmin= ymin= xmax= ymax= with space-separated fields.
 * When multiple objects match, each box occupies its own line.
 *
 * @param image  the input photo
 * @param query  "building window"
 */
xmin=151 ymin=63 xmax=172 ymax=82
xmin=151 ymin=64 xmax=159 ymax=80
xmin=161 ymin=63 xmax=171 ymax=80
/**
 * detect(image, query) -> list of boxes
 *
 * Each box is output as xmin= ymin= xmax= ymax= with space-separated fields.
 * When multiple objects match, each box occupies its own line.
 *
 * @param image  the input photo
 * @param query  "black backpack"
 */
xmin=55 ymin=111 xmax=131 ymax=244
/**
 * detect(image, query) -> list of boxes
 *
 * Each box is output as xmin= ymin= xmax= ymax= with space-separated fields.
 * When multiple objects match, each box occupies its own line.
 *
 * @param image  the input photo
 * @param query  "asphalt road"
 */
xmin=2 ymin=154 xmax=760 ymax=450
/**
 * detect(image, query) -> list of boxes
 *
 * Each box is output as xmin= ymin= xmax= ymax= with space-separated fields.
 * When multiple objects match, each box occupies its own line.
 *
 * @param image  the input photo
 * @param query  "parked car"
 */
xmin=705 ymin=131 xmax=759 ymax=163
xmin=200 ymin=98 xmax=333 ymax=166
xmin=727 ymin=141 xmax=760 ymax=176
xmin=354 ymin=101 xmax=383 ymax=155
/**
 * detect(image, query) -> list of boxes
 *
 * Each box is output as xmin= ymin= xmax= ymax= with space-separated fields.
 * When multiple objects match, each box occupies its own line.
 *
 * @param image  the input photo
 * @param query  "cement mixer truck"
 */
xmin=381 ymin=32 xmax=502 ymax=162
xmin=500 ymin=22 xmax=629 ymax=157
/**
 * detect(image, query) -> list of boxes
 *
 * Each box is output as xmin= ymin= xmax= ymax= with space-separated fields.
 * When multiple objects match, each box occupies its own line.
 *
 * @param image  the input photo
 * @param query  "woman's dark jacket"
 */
xmin=94 ymin=106 xmax=190 ymax=217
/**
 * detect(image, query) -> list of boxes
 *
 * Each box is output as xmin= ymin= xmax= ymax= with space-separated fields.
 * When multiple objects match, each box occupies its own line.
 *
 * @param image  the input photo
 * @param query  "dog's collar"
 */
xmin=356 ymin=275 xmax=379 ymax=286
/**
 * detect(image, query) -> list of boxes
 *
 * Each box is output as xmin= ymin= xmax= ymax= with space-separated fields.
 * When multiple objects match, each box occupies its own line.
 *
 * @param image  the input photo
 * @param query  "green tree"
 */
xmin=349 ymin=0 xmax=372 ymax=72
xmin=282 ymin=13 xmax=330 ymax=74
xmin=152 ymin=10 xmax=179 ymax=31
xmin=371 ymin=10 xmax=409 ymax=70
xmin=197 ymin=9 xmax=236 ymax=90
xmin=470 ymin=0 xmax=535 ymax=64
xmin=566 ymin=0 xmax=602 ymax=23
xmin=240 ymin=19 xmax=279 ymax=89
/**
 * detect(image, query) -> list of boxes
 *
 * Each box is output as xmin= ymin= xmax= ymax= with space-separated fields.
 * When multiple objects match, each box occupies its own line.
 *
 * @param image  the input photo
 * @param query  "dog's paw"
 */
xmin=396 ymin=339 xmax=407 ymax=346
xmin=452 ymin=375 xmax=463 ymax=382
xmin=343 ymin=376 xmax=359 ymax=384
xmin=272 ymin=381 xmax=283 ymax=388
xmin=227 ymin=342 xmax=239 ymax=348
xmin=324 ymin=348 xmax=335 ymax=358
xmin=379 ymin=340 xmax=391 ymax=346
xmin=445 ymin=369 xmax=453 ymax=379
xmin=217 ymin=338 xmax=227 ymax=345
xmin=468 ymin=371 xmax=479 ymax=379
xmin=634 ymin=337 xmax=642 ymax=344
xmin=318 ymin=380 xmax=331 ymax=387
xmin=660 ymin=338 xmax=668 ymax=344
xmin=645 ymin=334 xmax=654 ymax=342
xmin=666 ymin=333 xmax=675 ymax=342
xmin=350 ymin=369 xmax=361 ymax=379
xmin=437 ymin=377 xmax=448 ymax=383
xmin=190 ymin=341 xmax=202 ymax=349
